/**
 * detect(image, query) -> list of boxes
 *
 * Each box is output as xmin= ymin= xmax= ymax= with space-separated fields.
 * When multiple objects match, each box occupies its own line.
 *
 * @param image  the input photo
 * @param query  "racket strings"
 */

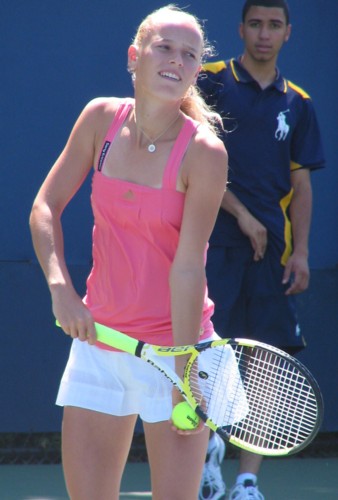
xmin=189 ymin=344 xmax=319 ymax=452
xmin=229 ymin=346 xmax=319 ymax=451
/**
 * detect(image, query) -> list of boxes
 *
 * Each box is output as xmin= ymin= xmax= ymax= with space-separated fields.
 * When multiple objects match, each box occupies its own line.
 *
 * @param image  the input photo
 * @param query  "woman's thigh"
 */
xmin=143 ymin=420 xmax=210 ymax=500
xmin=62 ymin=406 xmax=137 ymax=500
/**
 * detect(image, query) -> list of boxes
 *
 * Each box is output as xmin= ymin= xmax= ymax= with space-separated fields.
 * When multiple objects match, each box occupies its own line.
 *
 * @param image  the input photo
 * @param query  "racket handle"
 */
xmin=55 ymin=320 xmax=139 ymax=355
xmin=95 ymin=322 xmax=139 ymax=355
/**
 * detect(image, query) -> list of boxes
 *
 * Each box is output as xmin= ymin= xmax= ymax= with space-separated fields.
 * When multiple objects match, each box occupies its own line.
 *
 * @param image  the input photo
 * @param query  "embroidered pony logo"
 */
xmin=275 ymin=109 xmax=290 ymax=141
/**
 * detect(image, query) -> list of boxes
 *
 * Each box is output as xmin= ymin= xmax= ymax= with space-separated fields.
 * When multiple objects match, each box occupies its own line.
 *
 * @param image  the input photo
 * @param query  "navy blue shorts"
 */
xmin=206 ymin=245 xmax=306 ymax=354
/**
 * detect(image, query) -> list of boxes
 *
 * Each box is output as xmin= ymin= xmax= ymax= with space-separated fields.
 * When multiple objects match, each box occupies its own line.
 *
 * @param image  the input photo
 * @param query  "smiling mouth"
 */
xmin=159 ymin=71 xmax=181 ymax=81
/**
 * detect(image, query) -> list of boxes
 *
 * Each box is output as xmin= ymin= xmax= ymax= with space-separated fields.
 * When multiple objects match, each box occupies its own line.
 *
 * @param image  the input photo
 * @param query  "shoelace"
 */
xmin=243 ymin=485 xmax=263 ymax=500
xmin=200 ymin=465 xmax=225 ymax=500
xmin=202 ymin=465 xmax=219 ymax=486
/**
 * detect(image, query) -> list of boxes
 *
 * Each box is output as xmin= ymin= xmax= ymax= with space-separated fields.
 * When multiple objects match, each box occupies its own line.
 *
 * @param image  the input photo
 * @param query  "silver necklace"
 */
xmin=136 ymin=113 xmax=180 ymax=153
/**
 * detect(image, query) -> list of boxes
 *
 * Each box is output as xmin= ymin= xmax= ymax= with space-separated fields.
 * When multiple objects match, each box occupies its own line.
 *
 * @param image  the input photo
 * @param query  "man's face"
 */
xmin=240 ymin=6 xmax=291 ymax=63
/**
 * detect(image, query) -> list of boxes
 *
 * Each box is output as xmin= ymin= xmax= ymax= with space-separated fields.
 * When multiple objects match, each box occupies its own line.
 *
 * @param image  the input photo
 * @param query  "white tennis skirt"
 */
xmin=56 ymin=333 xmax=219 ymax=423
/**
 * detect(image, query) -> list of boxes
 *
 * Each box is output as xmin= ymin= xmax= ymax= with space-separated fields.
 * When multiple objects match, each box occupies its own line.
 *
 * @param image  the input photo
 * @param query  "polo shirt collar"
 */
xmin=230 ymin=56 xmax=287 ymax=93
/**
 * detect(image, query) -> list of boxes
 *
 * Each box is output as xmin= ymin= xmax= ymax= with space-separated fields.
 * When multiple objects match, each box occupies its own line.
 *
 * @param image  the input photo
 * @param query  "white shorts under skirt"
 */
xmin=56 ymin=334 xmax=219 ymax=423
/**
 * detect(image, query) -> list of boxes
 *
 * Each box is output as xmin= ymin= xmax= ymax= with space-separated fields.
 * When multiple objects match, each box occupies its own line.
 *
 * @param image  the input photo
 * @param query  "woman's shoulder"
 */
xmin=83 ymin=96 xmax=134 ymax=117
xmin=182 ymin=120 xmax=228 ymax=186
xmin=76 ymin=97 xmax=134 ymax=138
xmin=191 ymin=122 xmax=227 ymax=164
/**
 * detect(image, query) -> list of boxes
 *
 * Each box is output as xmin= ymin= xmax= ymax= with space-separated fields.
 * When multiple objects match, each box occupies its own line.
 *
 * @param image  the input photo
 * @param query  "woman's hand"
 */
xmin=170 ymin=388 xmax=205 ymax=435
xmin=52 ymin=284 xmax=97 ymax=344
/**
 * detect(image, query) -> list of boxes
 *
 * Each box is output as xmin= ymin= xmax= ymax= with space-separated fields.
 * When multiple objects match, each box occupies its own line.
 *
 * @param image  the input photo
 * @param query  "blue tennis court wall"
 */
xmin=1 ymin=1 xmax=337 ymax=433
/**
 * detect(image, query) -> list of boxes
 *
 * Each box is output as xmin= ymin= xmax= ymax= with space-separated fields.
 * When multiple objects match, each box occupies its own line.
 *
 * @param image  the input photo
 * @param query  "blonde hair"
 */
xmin=130 ymin=5 xmax=222 ymax=135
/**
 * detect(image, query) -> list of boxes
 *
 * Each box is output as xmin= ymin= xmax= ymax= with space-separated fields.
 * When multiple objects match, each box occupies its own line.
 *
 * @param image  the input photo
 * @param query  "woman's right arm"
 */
xmin=29 ymin=99 xmax=108 ymax=343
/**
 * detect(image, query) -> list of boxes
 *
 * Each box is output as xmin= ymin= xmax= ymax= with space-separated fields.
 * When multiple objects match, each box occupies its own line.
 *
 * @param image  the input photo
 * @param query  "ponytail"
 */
xmin=181 ymin=85 xmax=223 ymax=136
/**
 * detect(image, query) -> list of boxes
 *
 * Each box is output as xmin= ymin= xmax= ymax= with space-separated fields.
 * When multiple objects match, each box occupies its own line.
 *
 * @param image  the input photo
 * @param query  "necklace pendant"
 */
xmin=148 ymin=143 xmax=156 ymax=153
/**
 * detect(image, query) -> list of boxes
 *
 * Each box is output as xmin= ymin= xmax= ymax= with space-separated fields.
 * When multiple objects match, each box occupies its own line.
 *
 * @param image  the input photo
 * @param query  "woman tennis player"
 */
xmin=30 ymin=5 xmax=228 ymax=499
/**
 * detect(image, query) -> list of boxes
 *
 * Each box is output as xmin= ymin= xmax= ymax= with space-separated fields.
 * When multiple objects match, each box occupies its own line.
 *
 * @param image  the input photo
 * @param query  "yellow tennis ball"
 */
xmin=171 ymin=402 xmax=200 ymax=430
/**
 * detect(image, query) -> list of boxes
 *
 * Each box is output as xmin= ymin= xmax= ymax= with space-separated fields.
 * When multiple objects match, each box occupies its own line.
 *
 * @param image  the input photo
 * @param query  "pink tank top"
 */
xmin=84 ymin=99 xmax=215 ymax=347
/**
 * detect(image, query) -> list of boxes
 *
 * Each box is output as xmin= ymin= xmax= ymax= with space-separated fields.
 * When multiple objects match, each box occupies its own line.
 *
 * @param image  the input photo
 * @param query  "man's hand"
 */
xmin=283 ymin=252 xmax=310 ymax=295
xmin=221 ymin=190 xmax=267 ymax=261
xmin=237 ymin=211 xmax=268 ymax=261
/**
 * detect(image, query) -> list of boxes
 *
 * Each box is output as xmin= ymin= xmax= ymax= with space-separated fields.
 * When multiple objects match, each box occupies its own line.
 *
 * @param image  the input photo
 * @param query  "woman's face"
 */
xmin=129 ymin=17 xmax=203 ymax=102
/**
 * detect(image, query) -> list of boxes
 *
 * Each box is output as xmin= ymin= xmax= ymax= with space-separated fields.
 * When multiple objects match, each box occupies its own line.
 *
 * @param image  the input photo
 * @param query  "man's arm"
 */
xmin=283 ymin=168 xmax=312 ymax=294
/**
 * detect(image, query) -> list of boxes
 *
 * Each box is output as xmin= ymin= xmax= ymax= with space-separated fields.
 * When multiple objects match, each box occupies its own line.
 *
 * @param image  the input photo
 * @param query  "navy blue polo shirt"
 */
xmin=198 ymin=58 xmax=325 ymax=264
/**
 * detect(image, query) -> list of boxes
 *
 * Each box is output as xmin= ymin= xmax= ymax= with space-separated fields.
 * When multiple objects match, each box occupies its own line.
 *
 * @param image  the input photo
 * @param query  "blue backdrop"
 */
xmin=1 ymin=0 xmax=337 ymax=433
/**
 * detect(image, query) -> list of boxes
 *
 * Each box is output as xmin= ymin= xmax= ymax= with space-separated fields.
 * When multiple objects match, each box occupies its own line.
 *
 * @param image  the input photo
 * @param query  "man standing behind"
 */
xmin=198 ymin=1 xmax=325 ymax=499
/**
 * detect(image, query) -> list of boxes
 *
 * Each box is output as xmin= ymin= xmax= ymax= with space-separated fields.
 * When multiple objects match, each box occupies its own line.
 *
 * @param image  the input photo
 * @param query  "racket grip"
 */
xmin=55 ymin=319 xmax=139 ymax=355
xmin=95 ymin=322 xmax=139 ymax=355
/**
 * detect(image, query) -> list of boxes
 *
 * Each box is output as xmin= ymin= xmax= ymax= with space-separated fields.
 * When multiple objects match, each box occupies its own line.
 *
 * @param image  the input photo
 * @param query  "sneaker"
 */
xmin=199 ymin=434 xmax=226 ymax=500
xmin=228 ymin=480 xmax=265 ymax=500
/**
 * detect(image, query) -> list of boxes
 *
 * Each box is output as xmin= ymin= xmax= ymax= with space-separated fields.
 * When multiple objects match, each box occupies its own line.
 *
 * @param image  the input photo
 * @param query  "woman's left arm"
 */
xmin=170 ymin=131 xmax=228 ymax=348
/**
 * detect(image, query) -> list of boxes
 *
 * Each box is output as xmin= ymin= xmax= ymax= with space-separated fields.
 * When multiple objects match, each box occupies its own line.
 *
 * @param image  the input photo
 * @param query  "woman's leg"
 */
xmin=144 ymin=420 xmax=210 ymax=500
xmin=62 ymin=406 xmax=137 ymax=500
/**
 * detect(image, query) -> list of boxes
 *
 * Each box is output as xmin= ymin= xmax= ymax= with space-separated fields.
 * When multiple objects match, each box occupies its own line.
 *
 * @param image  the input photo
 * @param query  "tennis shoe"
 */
xmin=228 ymin=480 xmax=265 ymax=500
xmin=199 ymin=433 xmax=226 ymax=500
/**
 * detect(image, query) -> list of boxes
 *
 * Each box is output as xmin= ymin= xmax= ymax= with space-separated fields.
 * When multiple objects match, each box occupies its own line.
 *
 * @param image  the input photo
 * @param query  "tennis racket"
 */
xmin=57 ymin=321 xmax=323 ymax=456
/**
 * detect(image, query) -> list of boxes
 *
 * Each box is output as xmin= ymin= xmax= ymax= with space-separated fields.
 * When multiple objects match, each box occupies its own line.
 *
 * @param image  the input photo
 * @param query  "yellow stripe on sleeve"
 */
xmin=290 ymin=161 xmax=302 ymax=171
xmin=202 ymin=61 xmax=227 ymax=74
xmin=287 ymin=81 xmax=311 ymax=99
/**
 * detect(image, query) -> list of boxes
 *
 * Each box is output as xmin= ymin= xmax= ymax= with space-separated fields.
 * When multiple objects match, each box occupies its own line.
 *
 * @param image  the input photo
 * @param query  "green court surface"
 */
xmin=1 ymin=458 xmax=338 ymax=499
